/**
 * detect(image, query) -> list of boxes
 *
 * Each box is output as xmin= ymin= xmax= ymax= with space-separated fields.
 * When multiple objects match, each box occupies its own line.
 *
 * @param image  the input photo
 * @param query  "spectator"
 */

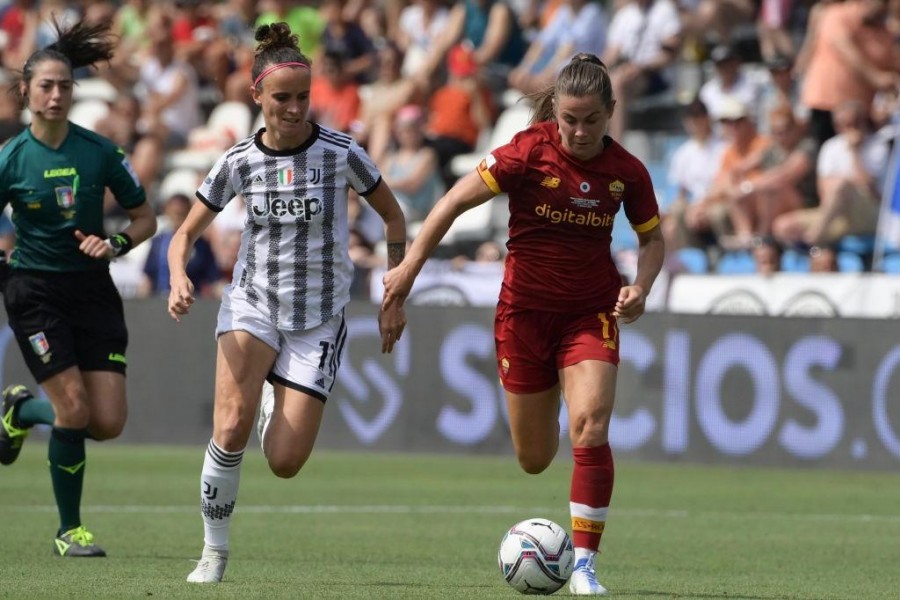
xmin=758 ymin=53 xmax=808 ymax=135
xmin=35 ymin=0 xmax=80 ymax=51
xmin=396 ymin=0 xmax=450 ymax=79
xmin=310 ymin=50 xmax=361 ymax=134
xmin=699 ymin=43 xmax=766 ymax=124
xmin=354 ymin=42 xmax=417 ymax=165
xmin=0 ymin=73 xmax=24 ymax=144
xmin=426 ymin=43 xmax=495 ymax=189
xmin=417 ymin=0 xmax=528 ymax=95
xmin=799 ymin=0 xmax=900 ymax=148
xmin=381 ymin=105 xmax=444 ymax=222
xmin=171 ymin=0 xmax=232 ymax=100
xmin=93 ymin=93 xmax=142 ymax=154
xmin=0 ymin=210 xmax=15 ymax=254
xmin=217 ymin=0 xmax=261 ymax=105
xmin=683 ymin=99 xmax=771 ymax=247
xmin=133 ymin=11 xmax=203 ymax=175
xmin=604 ymin=0 xmax=682 ymax=141
xmin=677 ymin=0 xmax=757 ymax=48
xmin=809 ymin=244 xmax=839 ymax=271
xmin=793 ymin=0 xmax=843 ymax=76
xmin=507 ymin=0 xmax=607 ymax=96
xmin=758 ymin=0 xmax=797 ymax=61
xmin=344 ymin=0 xmax=405 ymax=45
xmin=662 ymin=97 xmax=726 ymax=253
xmin=726 ymin=103 xmax=818 ymax=243
xmin=140 ymin=193 xmax=221 ymax=298
xmin=0 ymin=0 xmax=38 ymax=70
xmin=112 ymin=0 xmax=153 ymax=54
xmin=206 ymin=196 xmax=246 ymax=284
xmin=104 ymin=0 xmax=157 ymax=90
xmin=123 ymin=19 xmax=201 ymax=191
xmin=772 ymin=100 xmax=890 ymax=247
xmin=752 ymin=234 xmax=783 ymax=275
xmin=255 ymin=0 xmax=324 ymax=58
xmin=319 ymin=0 xmax=377 ymax=83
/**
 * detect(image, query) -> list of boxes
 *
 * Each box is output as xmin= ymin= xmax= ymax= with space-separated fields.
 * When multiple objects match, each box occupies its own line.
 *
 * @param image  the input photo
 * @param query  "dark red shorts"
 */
xmin=494 ymin=300 xmax=619 ymax=394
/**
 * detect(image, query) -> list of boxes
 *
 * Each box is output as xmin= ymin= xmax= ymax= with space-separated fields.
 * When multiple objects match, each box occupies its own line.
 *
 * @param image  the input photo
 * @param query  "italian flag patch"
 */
xmin=278 ymin=168 xmax=294 ymax=185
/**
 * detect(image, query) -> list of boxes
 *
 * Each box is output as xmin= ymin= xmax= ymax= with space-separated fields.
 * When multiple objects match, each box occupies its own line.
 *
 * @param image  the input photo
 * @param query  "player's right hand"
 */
xmin=167 ymin=275 xmax=195 ymax=322
xmin=382 ymin=263 xmax=414 ymax=311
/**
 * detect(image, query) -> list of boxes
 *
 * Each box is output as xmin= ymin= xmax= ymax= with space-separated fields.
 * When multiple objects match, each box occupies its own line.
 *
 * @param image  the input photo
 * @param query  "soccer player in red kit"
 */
xmin=382 ymin=53 xmax=665 ymax=595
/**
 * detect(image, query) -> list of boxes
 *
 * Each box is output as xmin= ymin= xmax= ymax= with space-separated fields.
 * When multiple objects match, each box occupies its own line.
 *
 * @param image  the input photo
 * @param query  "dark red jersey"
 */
xmin=477 ymin=121 xmax=659 ymax=312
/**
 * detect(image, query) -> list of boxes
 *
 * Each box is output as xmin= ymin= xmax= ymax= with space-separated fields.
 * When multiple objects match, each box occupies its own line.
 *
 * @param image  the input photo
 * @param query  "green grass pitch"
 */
xmin=1 ymin=442 xmax=898 ymax=599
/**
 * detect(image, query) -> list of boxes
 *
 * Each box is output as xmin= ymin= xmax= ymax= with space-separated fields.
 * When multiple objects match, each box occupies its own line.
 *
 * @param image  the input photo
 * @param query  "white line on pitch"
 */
xmin=5 ymin=505 xmax=900 ymax=523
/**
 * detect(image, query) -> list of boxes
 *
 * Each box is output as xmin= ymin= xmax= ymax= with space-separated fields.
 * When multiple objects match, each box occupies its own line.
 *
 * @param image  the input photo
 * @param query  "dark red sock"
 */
xmin=570 ymin=443 xmax=614 ymax=551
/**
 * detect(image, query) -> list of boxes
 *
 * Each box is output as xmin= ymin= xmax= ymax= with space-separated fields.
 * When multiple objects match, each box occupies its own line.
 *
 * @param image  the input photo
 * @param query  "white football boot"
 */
xmin=569 ymin=553 xmax=609 ymax=595
xmin=187 ymin=546 xmax=229 ymax=583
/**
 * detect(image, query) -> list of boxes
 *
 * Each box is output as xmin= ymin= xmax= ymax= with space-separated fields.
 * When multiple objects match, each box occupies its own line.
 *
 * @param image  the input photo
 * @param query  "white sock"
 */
xmin=199 ymin=439 xmax=244 ymax=551
xmin=575 ymin=548 xmax=596 ymax=565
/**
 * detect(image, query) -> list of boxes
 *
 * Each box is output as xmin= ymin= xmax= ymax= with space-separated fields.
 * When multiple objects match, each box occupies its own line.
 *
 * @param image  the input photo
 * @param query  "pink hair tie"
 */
xmin=253 ymin=62 xmax=309 ymax=88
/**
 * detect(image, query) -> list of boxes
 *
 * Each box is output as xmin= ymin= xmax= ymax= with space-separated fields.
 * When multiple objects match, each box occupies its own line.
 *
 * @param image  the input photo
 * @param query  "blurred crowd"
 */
xmin=0 ymin=0 xmax=897 ymax=299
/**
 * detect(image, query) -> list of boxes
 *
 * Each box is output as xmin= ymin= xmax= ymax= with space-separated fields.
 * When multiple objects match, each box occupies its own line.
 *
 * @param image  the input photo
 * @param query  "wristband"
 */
xmin=107 ymin=232 xmax=134 ymax=257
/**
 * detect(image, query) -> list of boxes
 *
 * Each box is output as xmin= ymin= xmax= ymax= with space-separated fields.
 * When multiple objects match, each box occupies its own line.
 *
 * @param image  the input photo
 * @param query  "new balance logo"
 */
xmin=540 ymin=177 xmax=560 ymax=189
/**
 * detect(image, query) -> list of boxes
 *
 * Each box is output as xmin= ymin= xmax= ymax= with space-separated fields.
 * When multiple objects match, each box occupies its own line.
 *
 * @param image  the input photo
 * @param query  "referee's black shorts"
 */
xmin=4 ymin=268 xmax=128 ymax=383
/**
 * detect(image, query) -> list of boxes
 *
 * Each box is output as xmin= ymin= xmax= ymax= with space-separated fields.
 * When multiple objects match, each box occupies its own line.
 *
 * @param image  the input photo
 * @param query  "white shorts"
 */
xmin=216 ymin=291 xmax=348 ymax=402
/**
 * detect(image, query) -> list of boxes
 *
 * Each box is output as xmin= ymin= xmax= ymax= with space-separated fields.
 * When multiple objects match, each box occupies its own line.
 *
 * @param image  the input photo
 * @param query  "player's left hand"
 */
xmin=613 ymin=284 xmax=647 ymax=324
xmin=74 ymin=230 xmax=115 ymax=260
xmin=378 ymin=302 xmax=406 ymax=354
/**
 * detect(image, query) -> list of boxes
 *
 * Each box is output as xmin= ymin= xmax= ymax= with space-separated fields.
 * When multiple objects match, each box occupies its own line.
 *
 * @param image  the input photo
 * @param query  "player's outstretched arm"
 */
xmin=382 ymin=170 xmax=495 ymax=311
xmin=364 ymin=180 xmax=408 ymax=353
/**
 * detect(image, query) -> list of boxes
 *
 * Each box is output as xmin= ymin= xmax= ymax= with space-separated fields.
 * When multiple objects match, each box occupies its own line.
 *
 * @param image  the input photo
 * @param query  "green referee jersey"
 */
xmin=0 ymin=123 xmax=147 ymax=271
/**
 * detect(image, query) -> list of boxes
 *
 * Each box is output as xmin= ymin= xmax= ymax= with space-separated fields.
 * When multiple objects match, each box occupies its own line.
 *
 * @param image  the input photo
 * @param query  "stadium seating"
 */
xmin=780 ymin=249 xmax=810 ymax=273
xmin=880 ymin=252 xmax=900 ymax=274
xmin=73 ymin=77 xmax=118 ymax=103
xmin=164 ymin=102 xmax=254 ymax=172
xmin=449 ymin=103 xmax=533 ymax=178
xmin=675 ymin=247 xmax=709 ymax=274
xmin=158 ymin=168 xmax=201 ymax=200
xmin=69 ymin=99 xmax=110 ymax=131
xmin=716 ymin=250 xmax=757 ymax=274
xmin=837 ymin=251 xmax=865 ymax=273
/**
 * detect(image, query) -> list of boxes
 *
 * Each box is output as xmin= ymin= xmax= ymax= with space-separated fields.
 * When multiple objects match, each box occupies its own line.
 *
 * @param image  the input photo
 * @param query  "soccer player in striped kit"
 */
xmin=167 ymin=23 xmax=407 ymax=583
xmin=383 ymin=54 xmax=665 ymax=595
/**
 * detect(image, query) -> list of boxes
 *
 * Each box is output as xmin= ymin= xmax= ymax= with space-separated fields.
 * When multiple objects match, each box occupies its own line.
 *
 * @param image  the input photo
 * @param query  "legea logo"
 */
xmin=535 ymin=203 xmax=614 ymax=227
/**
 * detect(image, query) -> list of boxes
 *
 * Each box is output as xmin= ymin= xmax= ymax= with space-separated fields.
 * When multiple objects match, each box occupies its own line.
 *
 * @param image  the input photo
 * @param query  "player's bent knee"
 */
xmin=89 ymin=422 xmax=124 ymax=441
xmin=267 ymin=453 xmax=309 ymax=479
xmin=517 ymin=451 xmax=554 ymax=475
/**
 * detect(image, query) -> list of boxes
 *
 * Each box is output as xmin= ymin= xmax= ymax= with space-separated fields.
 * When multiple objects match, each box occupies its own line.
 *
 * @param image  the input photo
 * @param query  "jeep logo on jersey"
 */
xmin=251 ymin=192 xmax=322 ymax=220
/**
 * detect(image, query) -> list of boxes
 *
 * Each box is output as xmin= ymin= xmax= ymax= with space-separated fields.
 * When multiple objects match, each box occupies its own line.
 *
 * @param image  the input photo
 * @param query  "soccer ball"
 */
xmin=497 ymin=518 xmax=575 ymax=595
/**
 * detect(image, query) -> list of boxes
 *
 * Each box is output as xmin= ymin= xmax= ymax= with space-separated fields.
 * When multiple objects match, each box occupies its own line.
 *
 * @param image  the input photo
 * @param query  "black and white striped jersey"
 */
xmin=198 ymin=124 xmax=382 ymax=331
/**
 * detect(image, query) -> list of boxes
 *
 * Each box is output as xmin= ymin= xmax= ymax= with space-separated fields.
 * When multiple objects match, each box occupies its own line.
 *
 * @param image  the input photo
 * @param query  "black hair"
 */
xmin=251 ymin=22 xmax=312 ymax=88
xmin=15 ymin=19 xmax=116 ymax=104
xmin=530 ymin=53 xmax=615 ymax=124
